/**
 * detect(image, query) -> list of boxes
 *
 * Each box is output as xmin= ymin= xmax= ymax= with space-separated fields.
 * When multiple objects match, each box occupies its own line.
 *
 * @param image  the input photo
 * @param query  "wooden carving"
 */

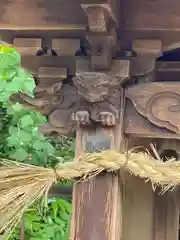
xmin=10 ymin=72 xmax=122 ymax=136
xmin=126 ymin=82 xmax=180 ymax=134
xmin=72 ymin=72 xmax=121 ymax=126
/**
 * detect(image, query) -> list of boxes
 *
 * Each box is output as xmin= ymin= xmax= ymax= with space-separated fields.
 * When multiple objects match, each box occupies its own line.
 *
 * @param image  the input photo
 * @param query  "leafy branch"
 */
xmin=0 ymin=45 xmax=73 ymax=239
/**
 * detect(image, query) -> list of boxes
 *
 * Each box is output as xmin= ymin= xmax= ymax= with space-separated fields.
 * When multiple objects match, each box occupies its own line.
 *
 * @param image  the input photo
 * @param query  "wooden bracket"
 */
xmin=52 ymin=39 xmax=80 ymax=56
xmin=86 ymin=29 xmax=117 ymax=70
xmin=132 ymin=39 xmax=162 ymax=57
xmin=13 ymin=38 xmax=42 ymax=55
xmin=81 ymin=2 xmax=117 ymax=70
xmin=131 ymin=55 xmax=156 ymax=83
xmin=35 ymin=66 xmax=68 ymax=94
xmin=76 ymin=58 xmax=130 ymax=84
xmin=81 ymin=3 xmax=117 ymax=32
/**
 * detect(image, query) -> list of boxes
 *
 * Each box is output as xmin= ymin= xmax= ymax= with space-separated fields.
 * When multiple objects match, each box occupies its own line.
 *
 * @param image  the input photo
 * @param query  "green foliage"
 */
xmin=0 ymin=45 xmax=74 ymax=239
xmin=9 ymin=198 xmax=72 ymax=240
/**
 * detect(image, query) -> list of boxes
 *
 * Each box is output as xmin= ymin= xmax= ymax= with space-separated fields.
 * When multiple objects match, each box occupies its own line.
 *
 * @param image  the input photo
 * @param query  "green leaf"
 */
xmin=9 ymin=126 xmax=18 ymax=135
xmin=17 ymin=129 xmax=32 ymax=142
xmin=33 ymin=140 xmax=46 ymax=150
xmin=12 ymin=103 xmax=23 ymax=111
xmin=20 ymin=115 xmax=34 ymax=127
xmin=45 ymin=142 xmax=55 ymax=154
xmin=10 ymin=148 xmax=29 ymax=161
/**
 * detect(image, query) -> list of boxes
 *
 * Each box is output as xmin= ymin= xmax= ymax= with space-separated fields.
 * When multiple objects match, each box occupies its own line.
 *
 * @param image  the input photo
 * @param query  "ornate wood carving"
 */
xmin=126 ymin=82 xmax=180 ymax=134
xmin=10 ymin=70 xmax=123 ymax=136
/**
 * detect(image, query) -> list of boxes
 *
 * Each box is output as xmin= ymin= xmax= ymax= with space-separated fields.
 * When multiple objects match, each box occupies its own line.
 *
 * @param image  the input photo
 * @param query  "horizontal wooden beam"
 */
xmin=156 ymin=61 xmax=180 ymax=71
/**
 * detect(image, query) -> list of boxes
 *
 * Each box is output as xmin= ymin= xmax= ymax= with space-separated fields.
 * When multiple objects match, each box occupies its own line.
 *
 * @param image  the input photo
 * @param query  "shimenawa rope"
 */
xmin=0 ymin=149 xmax=180 ymax=240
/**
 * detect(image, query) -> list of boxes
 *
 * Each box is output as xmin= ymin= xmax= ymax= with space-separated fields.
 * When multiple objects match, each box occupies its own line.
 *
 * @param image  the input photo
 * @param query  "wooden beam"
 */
xmin=0 ymin=0 xmax=87 ymax=30
xmin=20 ymin=56 xmax=76 ymax=75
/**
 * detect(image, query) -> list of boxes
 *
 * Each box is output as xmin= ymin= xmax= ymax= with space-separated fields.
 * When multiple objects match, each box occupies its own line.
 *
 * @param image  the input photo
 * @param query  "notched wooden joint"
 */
xmin=86 ymin=29 xmax=117 ymax=70
xmin=82 ymin=6 xmax=108 ymax=32
xmin=81 ymin=3 xmax=117 ymax=31
xmin=132 ymin=39 xmax=162 ymax=57
xmin=13 ymin=38 xmax=42 ymax=55
xmin=38 ymin=67 xmax=67 ymax=80
xmin=52 ymin=39 xmax=80 ymax=56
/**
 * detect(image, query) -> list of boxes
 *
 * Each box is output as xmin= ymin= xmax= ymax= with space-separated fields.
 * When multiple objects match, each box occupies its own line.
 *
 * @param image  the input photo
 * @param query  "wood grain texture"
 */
xmin=154 ymin=189 xmax=179 ymax=240
xmin=126 ymin=82 xmax=180 ymax=134
xmin=124 ymin=100 xmax=180 ymax=140
xmin=0 ymin=0 xmax=87 ymax=29
xmin=70 ymin=89 xmax=125 ymax=240
xmin=121 ymin=174 xmax=154 ymax=240
xmin=122 ymin=0 xmax=180 ymax=31
xmin=70 ymin=127 xmax=123 ymax=240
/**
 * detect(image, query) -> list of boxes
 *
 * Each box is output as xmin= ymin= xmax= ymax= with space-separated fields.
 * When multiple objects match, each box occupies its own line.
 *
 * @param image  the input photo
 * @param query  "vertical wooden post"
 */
xmin=20 ymin=218 xmax=25 ymax=240
xmin=121 ymin=172 xmax=154 ymax=240
xmin=70 ymin=92 xmax=125 ymax=240
xmin=154 ymin=189 xmax=179 ymax=240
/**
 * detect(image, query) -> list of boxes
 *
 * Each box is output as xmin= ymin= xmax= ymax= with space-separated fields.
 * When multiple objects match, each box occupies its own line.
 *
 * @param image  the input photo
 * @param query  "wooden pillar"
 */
xmin=154 ymin=189 xmax=179 ymax=240
xmin=70 ymin=90 xmax=126 ymax=240
xmin=121 ymin=174 xmax=154 ymax=240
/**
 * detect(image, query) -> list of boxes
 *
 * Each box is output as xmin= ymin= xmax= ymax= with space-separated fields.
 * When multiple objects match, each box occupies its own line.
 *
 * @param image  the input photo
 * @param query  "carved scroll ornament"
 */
xmin=126 ymin=82 xmax=180 ymax=134
xmin=10 ymin=72 xmax=122 ymax=136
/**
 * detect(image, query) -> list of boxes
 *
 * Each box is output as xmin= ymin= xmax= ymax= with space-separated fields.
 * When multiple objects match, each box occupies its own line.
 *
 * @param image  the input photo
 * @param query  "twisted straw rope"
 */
xmin=1 ymin=149 xmax=180 ymax=240
xmin=56 ymin=150 xmax=180 ymax=187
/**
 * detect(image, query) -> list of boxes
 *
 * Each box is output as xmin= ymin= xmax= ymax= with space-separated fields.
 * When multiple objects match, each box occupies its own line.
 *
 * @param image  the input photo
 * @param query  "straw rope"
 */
xmin=1 ymin=149 xmax=180 ymax=240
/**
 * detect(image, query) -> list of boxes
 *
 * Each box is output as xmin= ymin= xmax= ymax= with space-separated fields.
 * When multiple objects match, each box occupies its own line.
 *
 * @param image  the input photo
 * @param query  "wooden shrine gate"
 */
xmin=3 ymin=0 xmax=180 ymax=239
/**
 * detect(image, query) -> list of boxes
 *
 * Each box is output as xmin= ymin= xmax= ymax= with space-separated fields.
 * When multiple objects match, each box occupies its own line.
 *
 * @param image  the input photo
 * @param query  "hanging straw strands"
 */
xmin=0 ymin=160 xmax=56 ymax=240
xmin=1 ymin=149 xmax=180 ymax=239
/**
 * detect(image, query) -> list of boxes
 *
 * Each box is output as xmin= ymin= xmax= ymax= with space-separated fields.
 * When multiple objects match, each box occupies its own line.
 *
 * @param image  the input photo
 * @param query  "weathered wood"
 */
xmin=20 ymin=56 xmax=76 ymax=75
xmin=132 ymin=39 xmax=162 ymax=57
xmin=124 ymin=100 xmax=180 ymax=140
xmin=70 ymin=127 xmax=123 ymax=240
xmin=121 ymin=174 xmax=154 ymax=240
xmin=81 ymin=1 xmax=118 ymax=33
xmin=156 ymin=61 xmax=180 ymax=82
xmin=126 ymin=82 xmax=180 ymax=135
xmin=0 ymin=0 xmax=87 ymax=30
xmin=76 ymin=58 xmax=130 ymax=83
xmin=154 ymin=190 xmax=179 ymax=240
xmin=70 ymin=87 xmax=125 ymax=239
xmin=38 ymin=67 xmax=67 ymax=78
xmin=52 ymin=39 xmax=80 ymax=55
xmin=13 ymin=38 xmax=42 ymax=55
